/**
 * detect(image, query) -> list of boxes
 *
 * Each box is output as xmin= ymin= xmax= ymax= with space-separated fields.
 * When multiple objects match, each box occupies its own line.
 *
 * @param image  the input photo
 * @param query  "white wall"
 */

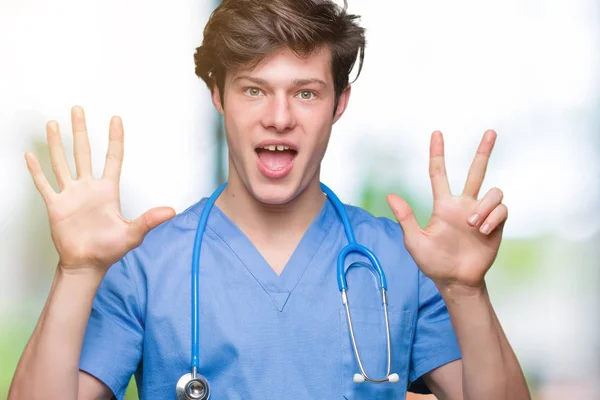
xmin=327 ymin=0 xmax=600 ymax=239
xmin=0 ymin=0 xmax=219 ymax=313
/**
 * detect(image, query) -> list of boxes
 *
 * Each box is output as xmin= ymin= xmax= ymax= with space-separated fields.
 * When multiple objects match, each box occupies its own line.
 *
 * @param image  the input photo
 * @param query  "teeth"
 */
xmin=262 ymin=145 xmax=291 ymax=151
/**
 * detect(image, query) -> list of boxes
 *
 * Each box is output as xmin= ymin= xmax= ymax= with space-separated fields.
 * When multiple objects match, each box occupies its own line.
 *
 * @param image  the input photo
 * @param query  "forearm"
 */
xmin=489 ymin=298 xmax=530 ymax=399
xmin=8 ymin=265 xmax=104 ymax=400
xmin=439 ymin=284 xmax=530 ymax=400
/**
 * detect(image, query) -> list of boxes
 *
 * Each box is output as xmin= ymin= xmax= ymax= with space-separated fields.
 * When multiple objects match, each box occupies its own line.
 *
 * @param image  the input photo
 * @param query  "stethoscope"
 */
xmin=176 ymin=182 xmax=399 ymax=400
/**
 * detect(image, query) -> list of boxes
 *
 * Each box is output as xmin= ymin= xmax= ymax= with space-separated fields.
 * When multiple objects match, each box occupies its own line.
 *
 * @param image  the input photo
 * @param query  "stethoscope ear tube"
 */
xmin=342 ymin=286 xmax=398 ymax=384
xmin=323 ymin=181 xmax=398 ymax=383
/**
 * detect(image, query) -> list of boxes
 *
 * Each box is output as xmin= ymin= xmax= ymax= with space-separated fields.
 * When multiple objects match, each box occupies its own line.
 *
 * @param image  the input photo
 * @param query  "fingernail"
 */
xmin=480 ymin=223 xmax=490 ymax=234
xmin=468 ymin=214 xmax=480 ymax=225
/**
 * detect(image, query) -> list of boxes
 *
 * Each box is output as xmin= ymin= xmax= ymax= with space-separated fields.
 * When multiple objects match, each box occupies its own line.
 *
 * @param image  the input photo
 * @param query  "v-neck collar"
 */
xmin=204 ymin=198 xmax=335 ymax=312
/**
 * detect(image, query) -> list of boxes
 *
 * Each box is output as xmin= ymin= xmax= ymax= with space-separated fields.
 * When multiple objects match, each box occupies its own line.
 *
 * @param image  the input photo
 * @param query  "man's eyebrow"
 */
xmin=232 ymin=75 xmax=327 ymax=87
xmin=233 ymin=75 xmax=269 ymax=86
xmin=293 ymin=78 xmax=327 ymax=86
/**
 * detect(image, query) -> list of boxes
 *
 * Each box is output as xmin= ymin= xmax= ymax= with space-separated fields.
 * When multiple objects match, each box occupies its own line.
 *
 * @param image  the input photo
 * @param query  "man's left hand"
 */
xmin=387 ymin=130 xmax=507 ymax=294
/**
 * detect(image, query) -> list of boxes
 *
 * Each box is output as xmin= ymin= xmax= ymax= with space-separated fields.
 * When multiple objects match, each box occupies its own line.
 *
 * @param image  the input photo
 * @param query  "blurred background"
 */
xmin=0 ymin=0 xmax=598 ymax=399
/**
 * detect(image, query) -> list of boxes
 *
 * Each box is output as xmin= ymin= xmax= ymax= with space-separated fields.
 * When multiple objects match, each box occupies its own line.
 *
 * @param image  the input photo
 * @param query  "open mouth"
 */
xmin=255 ymin=145 xmax=298 ymax=178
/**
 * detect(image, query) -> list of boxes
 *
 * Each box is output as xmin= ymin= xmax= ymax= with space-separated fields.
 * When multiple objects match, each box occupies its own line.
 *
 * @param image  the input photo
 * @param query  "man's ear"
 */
xmin=211 ymin=81 xmax=224 ymax=115
xmin=333 ymin=84 xmax=352 ymax=125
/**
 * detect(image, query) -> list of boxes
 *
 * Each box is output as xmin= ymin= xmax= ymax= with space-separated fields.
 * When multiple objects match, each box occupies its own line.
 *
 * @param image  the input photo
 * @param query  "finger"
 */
xmin=478 ymin=203 xmax=508 ymax=236
xmin=25 ymin=152 xmax=56 ymax=203
xmin=128 ymin=207 xmax=176 ymax=245
xmin=467 ymin=187 xmax=504 ymax=228
xmin=429 ymin=131 xmax=451 ymax=200
xmin=46 ymin=121 xmax=72 ymax=190
xmin=386 ymin=194 xmax=421 ymax=245
xmin=102 ymin=116 xmax=124 ymax=182
xmin=71 ymin=105 xmax=93 ymax=179
xmin=462 ymin=130 xmax=497 ymax=198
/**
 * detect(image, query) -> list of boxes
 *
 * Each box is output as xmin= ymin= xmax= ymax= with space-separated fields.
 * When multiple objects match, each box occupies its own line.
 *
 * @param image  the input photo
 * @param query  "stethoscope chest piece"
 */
xmin=176 ymin=372 xmax=211 ymax=400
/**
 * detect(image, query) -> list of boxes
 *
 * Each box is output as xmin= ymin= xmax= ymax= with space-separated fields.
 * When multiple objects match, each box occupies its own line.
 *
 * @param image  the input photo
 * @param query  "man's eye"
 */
xmin=246 ymin=88 xmax=263 ymax=96
xmin=297 ymin=90 xmax=316 ymax=100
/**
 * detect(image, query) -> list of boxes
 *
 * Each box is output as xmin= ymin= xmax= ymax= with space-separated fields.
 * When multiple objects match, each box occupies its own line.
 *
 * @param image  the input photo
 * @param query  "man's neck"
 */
xmin=214 ymin=177 xmax=326 ymax=243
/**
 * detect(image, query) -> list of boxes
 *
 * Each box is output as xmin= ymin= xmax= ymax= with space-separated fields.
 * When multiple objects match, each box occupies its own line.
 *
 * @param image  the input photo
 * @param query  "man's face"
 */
xmin=212 ymin=46 xmax=350 ymax=205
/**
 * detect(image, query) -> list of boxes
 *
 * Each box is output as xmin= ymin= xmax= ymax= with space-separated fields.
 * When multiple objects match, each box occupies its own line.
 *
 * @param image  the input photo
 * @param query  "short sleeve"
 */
xmin=408 ymin=271 xmax=462 ymax=394
xmin=79 ymin=256 xmax=144 ymax=400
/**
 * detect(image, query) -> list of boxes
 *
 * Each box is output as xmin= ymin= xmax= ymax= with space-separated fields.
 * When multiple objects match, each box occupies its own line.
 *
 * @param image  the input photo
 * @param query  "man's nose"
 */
xmin=262 ymin=95 xmax=296 ymax=133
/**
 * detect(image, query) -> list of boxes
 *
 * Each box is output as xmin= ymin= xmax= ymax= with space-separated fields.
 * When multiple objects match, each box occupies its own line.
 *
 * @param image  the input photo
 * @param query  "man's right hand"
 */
xmin=25 ymin=105 xmax=176 ymax=276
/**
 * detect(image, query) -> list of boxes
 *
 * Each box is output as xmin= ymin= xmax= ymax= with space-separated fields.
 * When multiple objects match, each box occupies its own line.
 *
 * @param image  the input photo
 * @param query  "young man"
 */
xmin=10 ymin=0 xmax=530 ymax=399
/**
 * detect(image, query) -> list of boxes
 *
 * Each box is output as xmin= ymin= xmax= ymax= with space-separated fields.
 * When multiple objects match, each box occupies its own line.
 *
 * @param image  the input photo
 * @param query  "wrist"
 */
xmin=56 ymin=262 xmax=107 ymax=286
xmin=435 ymin=280 xmax=488 ymax=303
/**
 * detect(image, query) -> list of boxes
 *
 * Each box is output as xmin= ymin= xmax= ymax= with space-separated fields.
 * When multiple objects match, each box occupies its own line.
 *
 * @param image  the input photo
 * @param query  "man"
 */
xmin=10 ymin=0 xmax=531 ymax=399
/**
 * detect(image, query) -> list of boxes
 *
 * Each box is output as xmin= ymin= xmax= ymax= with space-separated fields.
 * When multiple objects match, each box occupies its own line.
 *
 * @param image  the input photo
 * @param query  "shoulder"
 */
xmin=152 ymin=199 xmax=206 ymax=235
xmin=140 ymin=198 xmax=207 ymax=243
xmin=343 ymin=203 xmax=406 ymax=243
xmin=121 ymin=198 xmax=207 ymax=270
xmin=340 ymin=203 xmax=423 ymax=308
xmin=341 ymin=203 xmax=415 ymax=276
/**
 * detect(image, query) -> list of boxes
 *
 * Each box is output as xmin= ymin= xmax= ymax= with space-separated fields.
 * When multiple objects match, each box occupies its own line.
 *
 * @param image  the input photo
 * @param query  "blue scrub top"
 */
xmin=80 ymin=196 xmax=461 ymax=399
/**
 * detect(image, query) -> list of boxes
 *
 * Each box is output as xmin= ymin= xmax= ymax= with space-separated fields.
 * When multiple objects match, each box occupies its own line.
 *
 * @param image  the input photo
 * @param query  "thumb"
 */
xmin=129 ymin=206 xmax=176 ymax=243
xmin=386 ymin=194 xmax=421 ymax=243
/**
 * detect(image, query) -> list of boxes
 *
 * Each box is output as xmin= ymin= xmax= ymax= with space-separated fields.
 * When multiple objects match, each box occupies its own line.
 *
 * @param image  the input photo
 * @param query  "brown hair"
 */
xmin=193 ymin=0 xmax=365 ymax=112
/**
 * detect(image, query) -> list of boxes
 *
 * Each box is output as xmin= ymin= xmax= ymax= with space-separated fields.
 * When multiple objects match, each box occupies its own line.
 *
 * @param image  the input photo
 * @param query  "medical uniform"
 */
xmin=79 ymin=196 xmax=461 ymax=399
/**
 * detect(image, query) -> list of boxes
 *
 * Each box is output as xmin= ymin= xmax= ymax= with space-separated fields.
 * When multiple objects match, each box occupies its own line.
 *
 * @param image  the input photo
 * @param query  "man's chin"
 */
xmin=248 ymin=180 xmax=300 ymax=206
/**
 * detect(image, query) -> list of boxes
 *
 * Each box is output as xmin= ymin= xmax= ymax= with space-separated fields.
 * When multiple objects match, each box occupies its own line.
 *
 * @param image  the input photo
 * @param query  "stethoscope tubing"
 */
xmin=191 ymin=183 xmax=227 ymax=369
xmin=188 ymin=182 xmax=396 ymax=388
xmin=319 ymin=183 xmax=388 ymax=292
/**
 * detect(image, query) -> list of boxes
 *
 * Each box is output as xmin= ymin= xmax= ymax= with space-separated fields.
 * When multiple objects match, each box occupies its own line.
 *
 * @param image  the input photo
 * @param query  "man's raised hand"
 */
xmin=387 ymin=130 xmax=507 ymax=292
xmin=25 ymin=106 xmax=176 ymax=274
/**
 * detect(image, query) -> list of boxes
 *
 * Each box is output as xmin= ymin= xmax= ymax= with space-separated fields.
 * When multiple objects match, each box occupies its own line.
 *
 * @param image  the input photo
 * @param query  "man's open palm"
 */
xmin=387 ymin=130 xmax=507 ymax=290
xmin=25 ymin=106 xmax=175 ymax=272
